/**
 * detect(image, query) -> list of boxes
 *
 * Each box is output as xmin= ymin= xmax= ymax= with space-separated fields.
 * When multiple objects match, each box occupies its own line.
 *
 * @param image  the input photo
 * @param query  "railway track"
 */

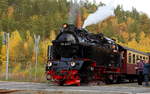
xmin=0 ymin=89 xmax=21 ymax=93
xmin=0 ymin=81 xmax=149 ymax=94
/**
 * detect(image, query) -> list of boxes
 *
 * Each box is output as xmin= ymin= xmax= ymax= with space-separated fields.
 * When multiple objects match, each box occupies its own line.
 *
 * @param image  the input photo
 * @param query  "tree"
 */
xmin=0 ymin=0 xmax=8 ymax=15
xmin=0 ymin=33 xmax=3 ymax=65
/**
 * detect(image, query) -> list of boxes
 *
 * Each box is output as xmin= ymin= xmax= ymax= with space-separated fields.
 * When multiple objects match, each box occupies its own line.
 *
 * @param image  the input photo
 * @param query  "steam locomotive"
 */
xmin=46 ymin=24 xmax=150 ymax=86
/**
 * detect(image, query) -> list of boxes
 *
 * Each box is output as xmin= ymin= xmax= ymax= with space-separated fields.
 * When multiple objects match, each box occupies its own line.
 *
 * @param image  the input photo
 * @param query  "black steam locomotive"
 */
xmin=46 ymin=24 xmax=123 ymax=86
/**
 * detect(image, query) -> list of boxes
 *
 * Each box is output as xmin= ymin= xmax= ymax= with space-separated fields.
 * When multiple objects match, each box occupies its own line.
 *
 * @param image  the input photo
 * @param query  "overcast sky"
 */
xmin=80 ymin=0 xmax=150 ymax=17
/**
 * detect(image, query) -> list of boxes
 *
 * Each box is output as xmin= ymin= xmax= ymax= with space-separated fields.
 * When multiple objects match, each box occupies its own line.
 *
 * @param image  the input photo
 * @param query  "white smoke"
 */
xmin=82 ymin=5 xmax=115 ymax=28
xmin=86 ymin=0 xmax=150 ymax=16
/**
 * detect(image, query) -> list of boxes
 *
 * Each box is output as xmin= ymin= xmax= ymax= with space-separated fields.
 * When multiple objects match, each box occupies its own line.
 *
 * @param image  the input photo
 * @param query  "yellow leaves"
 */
xmin=110 ymin=17 xmax=118 ymax=26
xmin=30 ymin=15 xmax=39 ymax=20
xmin=130 ymin=33 xmax=136 ymax=39
xmin=1 ymin=45 xmax=6 ymax=57
xmin=101 ymin=21 xmax=107 ymax=28
xmin=1 ymin=45 xmax=6 ymax=65
xmin=138 ymin=32 xmax=150 ymax=52
xmin=9 ymin=30 xmax=22 ymax=57
xmin=39 ymin=41 xmax=47 ymax=62
xmin=7 ymin=6 xmax=14 ymax=18
xmin=49 ymin=30 xmax=56 ymax=45
xmin=127 ymin=39 xmax=138 ymax=49
xmin=12 ymin=63 xmax=21 ymax=73
xmin=122 ymin=31 xmax=150 ymax=52
xmin=26 ymin=31 xmax=33 ymax=42
xmin=0 ymin=32 xmax=3 ymax=35
xmin=118 ymin=22 xmax=127 ymax=32
xmin=24 ymin=42 xmax=28 ymax=50
xmin=82 ymin=7 xmax=89 ymax=20
xmin=24 ymin=31 xmax=33 ymax=51
xmin=139 ymin=32 xmax=145 ymax=40
xmin=126 ymin=17 xmax=134 ymax=25
xmin=120 ymin=31 xmax=129 ymax=41
xmin=1 ymin=62 xmax=6 ymax=72
xmin=0 ymin=32 xmax=7 ymax=72
xmin=9 ymin=30 xmax=22 ymax=47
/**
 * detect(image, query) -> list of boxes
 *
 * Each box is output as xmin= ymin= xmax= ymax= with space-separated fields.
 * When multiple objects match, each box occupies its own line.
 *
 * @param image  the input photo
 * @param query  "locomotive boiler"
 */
xmin=46 ymin=24 xmax=123 ymax=86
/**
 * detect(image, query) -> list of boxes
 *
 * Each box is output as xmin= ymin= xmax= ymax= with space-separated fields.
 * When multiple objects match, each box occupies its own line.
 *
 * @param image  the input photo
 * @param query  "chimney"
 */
xmin=76 ymin=10 xmax=82 ymax=28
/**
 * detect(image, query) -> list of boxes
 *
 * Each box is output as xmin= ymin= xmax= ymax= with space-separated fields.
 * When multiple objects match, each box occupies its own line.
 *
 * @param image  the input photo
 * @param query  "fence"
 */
xmin=0 ymin=32 xmax=50 ymax=82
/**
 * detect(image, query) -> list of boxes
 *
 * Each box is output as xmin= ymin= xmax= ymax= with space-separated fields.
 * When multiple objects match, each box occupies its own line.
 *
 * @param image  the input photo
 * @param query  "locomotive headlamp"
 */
xmin=63 ymin=23 xmax=68 ymax=28
xmin=70 ymin=62 xmax=76 ymax=67
xmin=112 ymin=45 xmax=116 ymax=49
xmin=46 ymin=75 xmax=51 ymax=80
xmin=47 ymin=61 xmax=52 ymax=67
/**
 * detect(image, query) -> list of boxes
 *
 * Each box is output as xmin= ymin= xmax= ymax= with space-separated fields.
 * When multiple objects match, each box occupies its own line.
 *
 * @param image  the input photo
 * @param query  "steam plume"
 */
xmin=82 ymin=5 xmax=115 ymax=28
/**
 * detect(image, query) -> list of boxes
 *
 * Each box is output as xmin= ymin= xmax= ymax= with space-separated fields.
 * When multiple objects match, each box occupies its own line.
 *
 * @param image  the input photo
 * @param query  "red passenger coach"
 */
xmin=118 ymin=46 xmax=149 ymax=82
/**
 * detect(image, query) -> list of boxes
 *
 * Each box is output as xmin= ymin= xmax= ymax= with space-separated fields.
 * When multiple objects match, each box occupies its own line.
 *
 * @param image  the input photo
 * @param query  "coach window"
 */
xmin=136 ymin=55 xmax=139 ymax=61
xmin=133 ymin=54 xmax=135 ymax=64
xmin=128 ymin=53 xmax=132 ymax=64
xmin=140 ymin=56 xmax=142 ymax=59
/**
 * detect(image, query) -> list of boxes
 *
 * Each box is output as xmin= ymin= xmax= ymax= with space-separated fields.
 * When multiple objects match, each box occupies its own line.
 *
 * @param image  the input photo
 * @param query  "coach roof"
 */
xmin=122 ymin=46 xmax=149 ymax=56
